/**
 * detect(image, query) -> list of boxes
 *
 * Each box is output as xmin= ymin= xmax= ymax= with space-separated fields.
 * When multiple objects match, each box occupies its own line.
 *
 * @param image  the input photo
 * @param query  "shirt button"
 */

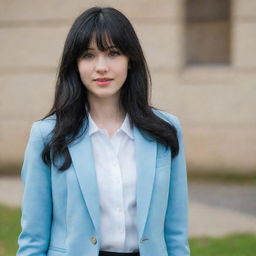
xmin=117 ymin=207 xmax=121 ymax=212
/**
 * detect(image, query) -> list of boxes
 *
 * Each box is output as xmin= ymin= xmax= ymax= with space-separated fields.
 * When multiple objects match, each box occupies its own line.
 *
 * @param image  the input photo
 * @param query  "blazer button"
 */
xmin=90 ymin=236 xmax=97 ymax=245
xmin=140 ymin=238 xmax=149 ymax=243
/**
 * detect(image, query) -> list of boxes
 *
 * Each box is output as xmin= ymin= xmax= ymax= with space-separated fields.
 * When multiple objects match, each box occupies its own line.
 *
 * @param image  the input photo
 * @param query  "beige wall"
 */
xmin=0 ymin=0 xmax=256 ymax=174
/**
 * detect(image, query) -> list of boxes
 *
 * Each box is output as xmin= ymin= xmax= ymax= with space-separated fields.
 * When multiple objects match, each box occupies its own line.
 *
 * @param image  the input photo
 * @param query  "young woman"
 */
xmin=17 ymin=6 xmax=190 ymax=256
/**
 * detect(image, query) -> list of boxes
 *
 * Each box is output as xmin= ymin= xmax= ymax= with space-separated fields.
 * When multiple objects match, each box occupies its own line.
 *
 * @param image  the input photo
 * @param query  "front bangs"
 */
xmin=76 ymin=15 xmax=127 ymax=57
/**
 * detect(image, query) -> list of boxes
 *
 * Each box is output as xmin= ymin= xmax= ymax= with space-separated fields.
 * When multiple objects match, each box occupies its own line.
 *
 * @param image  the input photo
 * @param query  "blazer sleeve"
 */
xmin=17 ymin=121 xmax=52 ymax=256
xmin=164 ymin=115 xmax=190 ymax=256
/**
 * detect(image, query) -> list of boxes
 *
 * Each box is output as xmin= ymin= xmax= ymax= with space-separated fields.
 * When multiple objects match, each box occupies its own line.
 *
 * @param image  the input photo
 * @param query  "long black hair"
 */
xmin=41 ymin=6 xmax=179 ymax=171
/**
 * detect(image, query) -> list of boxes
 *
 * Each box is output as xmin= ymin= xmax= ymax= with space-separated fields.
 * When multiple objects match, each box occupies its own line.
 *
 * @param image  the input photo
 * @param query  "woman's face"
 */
xmin=77 ymin=37 xmax=129 ymax=101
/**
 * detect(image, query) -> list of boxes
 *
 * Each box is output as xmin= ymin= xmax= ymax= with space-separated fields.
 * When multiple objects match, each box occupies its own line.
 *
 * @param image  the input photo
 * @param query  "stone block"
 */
xmin=0 ymin=26 xmax=69 ymax=68
xmin=232 ymin=23 xmax=256 ymax=68
xmin=0 ymin=0 xmax=181 ymax=21
xmin=151 ymin=71 xmax=256 ymax=124
xmin=0 ymin=74 xmax=55 ymax=120
xmin=185 ymin=124 xmax=256 ymax=173
xmin=136 ymin=23 xmax=183 ymax=70
xmin=0 ymin=120 xmax=31 ymax=164
xmin=233 ymin=0 xmax=256 ymax=18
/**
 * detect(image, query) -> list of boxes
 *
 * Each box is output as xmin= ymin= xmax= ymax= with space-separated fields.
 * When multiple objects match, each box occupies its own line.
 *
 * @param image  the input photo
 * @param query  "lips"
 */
xmin=93 ymin=78 xmax=113 ymax=81
xmin=94 ymin=78 xmax=113 ymax=86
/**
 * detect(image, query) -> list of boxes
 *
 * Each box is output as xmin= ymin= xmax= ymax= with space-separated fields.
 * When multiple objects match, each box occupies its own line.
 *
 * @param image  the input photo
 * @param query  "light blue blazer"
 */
xmin=17 ymin=109 xmax=190 ymax=256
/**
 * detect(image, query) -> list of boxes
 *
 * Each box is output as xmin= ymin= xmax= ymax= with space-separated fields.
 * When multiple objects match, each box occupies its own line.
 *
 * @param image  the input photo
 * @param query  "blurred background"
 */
xmin=0 ymin=0 xmax=255 ymax=255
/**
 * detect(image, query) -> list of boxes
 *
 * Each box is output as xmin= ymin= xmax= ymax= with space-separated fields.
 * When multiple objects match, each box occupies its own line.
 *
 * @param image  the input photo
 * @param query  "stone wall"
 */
xmin=0 ymin=0 xmax=255 ymax=174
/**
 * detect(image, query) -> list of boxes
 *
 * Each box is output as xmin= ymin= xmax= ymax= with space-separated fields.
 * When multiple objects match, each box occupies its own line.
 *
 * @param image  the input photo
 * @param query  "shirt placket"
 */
xmin=105 ymin=131 xmax=126 ymax=248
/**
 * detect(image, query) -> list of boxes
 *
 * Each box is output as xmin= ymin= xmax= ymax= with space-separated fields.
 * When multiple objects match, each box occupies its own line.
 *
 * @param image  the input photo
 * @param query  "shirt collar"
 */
xmin=88 ymin=112 xmax=134 ymax=140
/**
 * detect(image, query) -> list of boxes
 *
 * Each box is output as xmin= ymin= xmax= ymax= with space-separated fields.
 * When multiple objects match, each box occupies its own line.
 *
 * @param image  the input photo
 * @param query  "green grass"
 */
xmin=190 ymin=233 xmax=256 ymax=256
xmin=1 ymin=205 xmax=256 ymax=256
xmin=0 ymin=205 xmax=21 ymax=256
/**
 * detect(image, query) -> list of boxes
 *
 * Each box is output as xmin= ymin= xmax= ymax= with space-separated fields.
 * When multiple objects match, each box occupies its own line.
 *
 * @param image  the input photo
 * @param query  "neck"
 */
xmin=86 ymin=94 xmax=126 ymax=127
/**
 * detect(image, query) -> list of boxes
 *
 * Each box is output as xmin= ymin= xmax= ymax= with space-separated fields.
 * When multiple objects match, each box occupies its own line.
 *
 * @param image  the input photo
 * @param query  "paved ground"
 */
xmin=0 ymin=176 xmax=256 ymax=237
xmin=189 ymin=181 xmax=256 ymax=237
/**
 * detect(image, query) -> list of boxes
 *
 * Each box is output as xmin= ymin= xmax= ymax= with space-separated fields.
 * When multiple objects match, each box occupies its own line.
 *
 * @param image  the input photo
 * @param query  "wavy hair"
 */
xmin=41 ymin=6 xmax=179 ymax=171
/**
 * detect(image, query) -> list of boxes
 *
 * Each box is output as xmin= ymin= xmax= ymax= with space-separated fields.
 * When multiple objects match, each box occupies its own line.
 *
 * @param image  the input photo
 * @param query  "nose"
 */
xmin=95 ymin=55 xmax=109 ymax=73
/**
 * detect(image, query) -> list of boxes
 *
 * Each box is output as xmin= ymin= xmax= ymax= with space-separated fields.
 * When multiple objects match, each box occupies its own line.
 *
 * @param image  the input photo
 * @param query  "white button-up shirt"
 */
xmin=88 ymin=112 xmax=139 ymax=253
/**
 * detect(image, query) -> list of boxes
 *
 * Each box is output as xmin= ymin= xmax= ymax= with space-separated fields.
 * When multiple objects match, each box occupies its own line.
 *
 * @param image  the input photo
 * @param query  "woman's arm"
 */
xmin=17 ymin=121 xmax=53 ymax=256
xmin=164 ymin=115 xmax=190 ymax=256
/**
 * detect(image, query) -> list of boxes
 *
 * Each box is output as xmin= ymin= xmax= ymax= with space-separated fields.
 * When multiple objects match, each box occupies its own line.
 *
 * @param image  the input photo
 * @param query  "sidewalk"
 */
xmin=1 ymin=176 xmax=256 ymax=237
xmin=189 ymin=181 xmax=256 ymax=237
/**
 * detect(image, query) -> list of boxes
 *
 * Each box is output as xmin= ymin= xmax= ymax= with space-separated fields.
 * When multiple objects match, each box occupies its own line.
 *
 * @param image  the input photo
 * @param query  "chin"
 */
xmin=94 ymin=92 xmax=117 ymax=99
xmin=94 ymin=89 xmax=121 ymax=98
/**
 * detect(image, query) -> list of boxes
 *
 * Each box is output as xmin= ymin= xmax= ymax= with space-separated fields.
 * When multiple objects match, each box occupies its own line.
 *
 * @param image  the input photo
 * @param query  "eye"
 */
xmin=82 ymin=52 xmax=94 ymax=59
xmin=109 ymin=50 xmax=121 ymax=57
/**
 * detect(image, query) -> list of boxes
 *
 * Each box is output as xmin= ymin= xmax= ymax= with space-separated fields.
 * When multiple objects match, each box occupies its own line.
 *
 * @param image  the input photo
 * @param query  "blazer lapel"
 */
xmin=68 ymin=119 xmax=157 ymax=239
xmin=134 ymin=125 xmax=157 ymax=238
xmin=68 ymin=122 xmax=101 ymax=235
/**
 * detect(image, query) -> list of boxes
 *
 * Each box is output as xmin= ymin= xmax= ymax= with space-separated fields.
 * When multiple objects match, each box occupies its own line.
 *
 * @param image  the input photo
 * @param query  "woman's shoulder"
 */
xmin=29 ymin=114 xmax=56 ymax=142
xmin=151 ymin=107 xmax=181 ymax=128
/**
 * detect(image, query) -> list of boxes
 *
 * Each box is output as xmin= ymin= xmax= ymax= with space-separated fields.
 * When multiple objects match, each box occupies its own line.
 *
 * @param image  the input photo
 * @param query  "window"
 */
xmin=185 ymin=0 xmax=231 ymax=66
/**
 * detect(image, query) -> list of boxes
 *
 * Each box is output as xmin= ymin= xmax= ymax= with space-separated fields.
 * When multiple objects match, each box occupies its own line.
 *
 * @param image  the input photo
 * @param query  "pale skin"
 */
xmin=77 ymin=37 xmax=129 ymax=138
